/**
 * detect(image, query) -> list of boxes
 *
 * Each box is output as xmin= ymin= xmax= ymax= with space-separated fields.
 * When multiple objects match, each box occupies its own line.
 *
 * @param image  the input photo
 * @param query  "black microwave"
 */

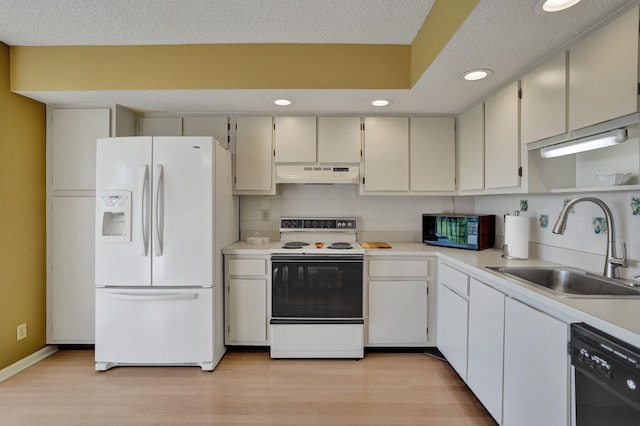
xmin=422 ymin=214 xmax=495 ymax=251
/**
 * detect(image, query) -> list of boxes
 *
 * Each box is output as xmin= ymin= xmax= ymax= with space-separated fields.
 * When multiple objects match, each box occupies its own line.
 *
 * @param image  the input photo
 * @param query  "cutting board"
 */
xmin=360 ymin=242 xmax=392 ymax=249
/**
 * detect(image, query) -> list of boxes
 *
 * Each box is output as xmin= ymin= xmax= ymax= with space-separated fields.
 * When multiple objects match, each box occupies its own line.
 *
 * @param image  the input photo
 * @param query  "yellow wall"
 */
xmin=9 ymin=1 xmax=477 ymax=92
xmin=0 ymin=42 xmax=46 ymax=370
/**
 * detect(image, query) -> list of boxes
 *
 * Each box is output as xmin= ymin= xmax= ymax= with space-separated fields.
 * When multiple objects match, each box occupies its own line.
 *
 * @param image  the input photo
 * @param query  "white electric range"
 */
xmin=270 ymin=217 xmax=364 ymax=359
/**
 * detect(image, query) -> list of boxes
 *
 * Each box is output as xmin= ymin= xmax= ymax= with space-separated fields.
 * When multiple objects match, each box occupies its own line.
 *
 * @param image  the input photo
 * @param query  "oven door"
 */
xmin=271 ymin=255 xmax=363 ymax=320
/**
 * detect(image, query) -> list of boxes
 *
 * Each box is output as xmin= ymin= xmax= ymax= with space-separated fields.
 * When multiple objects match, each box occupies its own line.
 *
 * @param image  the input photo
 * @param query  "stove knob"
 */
xmin=304 ymin=220 xmax=311 ymax=228
xmin=346 ymin=221 xmax=354 ymax=228
xmin=627 ymin=379 xmax=637 ymax=390
xmin=312 ymin=221 xmax=318 ymax=228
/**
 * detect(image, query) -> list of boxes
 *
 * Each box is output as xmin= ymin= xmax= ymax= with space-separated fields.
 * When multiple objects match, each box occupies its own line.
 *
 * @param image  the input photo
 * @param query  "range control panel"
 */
xmin=280 ymin=217 xmax=357 ymax=232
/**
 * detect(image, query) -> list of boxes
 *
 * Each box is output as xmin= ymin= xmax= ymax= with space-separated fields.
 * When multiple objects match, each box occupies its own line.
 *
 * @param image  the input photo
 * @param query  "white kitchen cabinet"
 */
xmin=569 ymin=5 xmax=639 ymax=131
xmin=521 ymin=51 xmax=567 ymax=144
xmin=51 ymin=108 xmax=111 ymax=191
xmin=467 ymin=278 xmax=505 ymax=424
xmin=138 ymin=116 xmax=182 ymax=136
xmin=436 ymin=263 xmax=469 ymax=379
xmin=234 ymin=116 xmax=275 ymax=194
xmin=274 ymin=116 xmax=317 ymax=163
xmin=484 ymin=81 xmax=520 ymax=189
xmin=49 ymin=197 xmax=96 ymax=343
xmin=317 ymin=116 xmax=362 ymax=163
xmin=183 ymin=116 xmax=230 ymax=149
xmin=362 ymin=117 xmax=409 ymax=191
xmin=410 ymin=117 xmax=455 ymax=191
xmin=366 ymin=258 xmax=429 ymax=346
xmin=224 ymin=256 xmax=269 ymax=345
xmin=503 ymin=297 xmax=569 ymax=426
xmin=456 ymin=103 xmax=484 ymax=191
xmin=48 ymin=105 xmax=135 ymax=344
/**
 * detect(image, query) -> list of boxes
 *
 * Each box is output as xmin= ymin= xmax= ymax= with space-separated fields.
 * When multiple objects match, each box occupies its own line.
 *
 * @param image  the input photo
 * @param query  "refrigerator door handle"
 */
xmin=107 ymin=292 xmax=198 ymax=301
xmin=139 ymin=165 xmax=149 ymax=256
xmin=153 ymin=164 xmax=164 ymax=256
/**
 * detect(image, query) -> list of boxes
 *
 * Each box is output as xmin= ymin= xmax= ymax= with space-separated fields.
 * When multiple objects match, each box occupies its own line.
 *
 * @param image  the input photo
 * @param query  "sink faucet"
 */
xmin=552 ymin=197 xmax=627 ymax=279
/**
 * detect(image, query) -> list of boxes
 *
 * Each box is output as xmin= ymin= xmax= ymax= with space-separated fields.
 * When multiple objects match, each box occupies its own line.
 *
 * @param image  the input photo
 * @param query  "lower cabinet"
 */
xmin=437 ymin=263 xmax=570 ymax=426
xmin=467 ymin=278 xmax=505 ymax=424
xmin=503 ymin=297 xmax=570 ymax=426
xmin=366 ymin=256 xmax=429 ymax=346
xmin=224 ymin=255 xmax=269 ymax=345
xmin=436 ymin=278 xmax=469 ymax=379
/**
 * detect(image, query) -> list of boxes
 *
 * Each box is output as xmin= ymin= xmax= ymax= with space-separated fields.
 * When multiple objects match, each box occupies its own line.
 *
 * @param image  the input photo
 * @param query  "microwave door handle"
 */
xmin=139 ymin=165 xmax=149 ymax=256
xmin=153 ymin=164 xmax=164 ymax=256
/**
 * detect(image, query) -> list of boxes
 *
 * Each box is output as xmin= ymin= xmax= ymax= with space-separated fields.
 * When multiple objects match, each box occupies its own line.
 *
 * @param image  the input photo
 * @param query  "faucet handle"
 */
xmin=610 ymin=242 xmax=628 ymax=268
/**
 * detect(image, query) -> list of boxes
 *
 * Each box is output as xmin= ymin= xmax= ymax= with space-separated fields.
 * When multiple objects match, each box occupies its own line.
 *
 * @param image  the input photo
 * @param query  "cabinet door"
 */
xmin=227 ymin=279 xmax=267 ymax=343
xmin=317 ymin=116 xmax=361 ymax=163
xmin=569 ymin=5 xmax=639 ymax=131
xmin=363 ymin=117 xmax=409 ymax=191
xmin=234 ymin=116 xmax=273 ymax=192
xmin=274 ymin=116 xmax=317 ymax=163
xmin=457 ymin=103 xmax=484 ymax=191
xmin=51 ymin=108 xmax=110 ymax=191
xmin=50 ymin=197 xmax=95 ymax=343
xmin=138 ymin=117 xmax=182 ymax=136
xmin=521 ymin=51 xmax=567 ymax=144
xmin=368 ymin=281 xmax=427 ymax=346
xmin=410 ymin=117 xmax=455 ymax=191
xmin=183 ymin=116 xmax=229 ymax=148
xmin=467 ymin=278 xmax=505 ymax=424
xmin=485 ymin=81 xmax=520 ymax=189
xmin=436 ymin=283 xmax=469 ymax=379
xmin=503 ymin=297 xmax=569 ymax=426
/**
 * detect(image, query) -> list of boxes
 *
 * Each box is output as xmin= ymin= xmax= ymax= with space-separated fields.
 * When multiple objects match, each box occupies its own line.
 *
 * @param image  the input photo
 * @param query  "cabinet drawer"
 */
xmin=228 ymin=258 xmax=267 ymax=277
xmin=439 ymin=263 xmax=469 ymax=296
xmin=369 ymin=260 xmax=428 ymax=277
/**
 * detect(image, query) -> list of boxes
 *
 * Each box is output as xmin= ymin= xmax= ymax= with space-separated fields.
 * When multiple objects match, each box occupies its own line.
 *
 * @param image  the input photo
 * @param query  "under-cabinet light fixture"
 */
xmin=540 ymin=128 xmax=628 ymax=158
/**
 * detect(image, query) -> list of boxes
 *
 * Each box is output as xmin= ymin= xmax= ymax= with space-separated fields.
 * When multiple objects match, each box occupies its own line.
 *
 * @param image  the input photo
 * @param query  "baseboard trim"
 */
xmin=0 ymin=345 xmax=58 ymax=383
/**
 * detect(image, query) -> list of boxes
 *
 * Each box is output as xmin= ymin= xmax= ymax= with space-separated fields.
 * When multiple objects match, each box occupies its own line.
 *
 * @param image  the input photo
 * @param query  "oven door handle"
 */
xmin=271 ymin=255 xmax=363 ymax=262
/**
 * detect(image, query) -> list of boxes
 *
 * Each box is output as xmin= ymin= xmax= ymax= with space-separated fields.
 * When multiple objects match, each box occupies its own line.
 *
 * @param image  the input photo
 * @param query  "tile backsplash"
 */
xmin=240 ymin=185 xmax=639 ymax=277
xmin=240 ymin=184 xmax=474 ymax=241
xmin=475 ymin=191 xmax=640 ymax=277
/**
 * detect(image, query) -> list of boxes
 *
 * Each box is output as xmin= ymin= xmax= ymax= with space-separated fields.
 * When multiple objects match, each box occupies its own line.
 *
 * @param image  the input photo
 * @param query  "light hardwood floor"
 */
xmin=0 ymin=349 xmax=496 ymax=425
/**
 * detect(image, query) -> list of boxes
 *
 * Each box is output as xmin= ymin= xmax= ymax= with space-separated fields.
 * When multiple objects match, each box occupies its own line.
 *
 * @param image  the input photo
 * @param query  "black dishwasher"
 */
xmin=570 ymin=323 xmax=640 ymax=425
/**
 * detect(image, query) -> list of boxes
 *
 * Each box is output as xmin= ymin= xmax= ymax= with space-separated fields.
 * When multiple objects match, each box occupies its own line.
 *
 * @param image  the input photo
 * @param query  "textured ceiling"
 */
xmin=1 ymin=0 xmax=638 ymax=114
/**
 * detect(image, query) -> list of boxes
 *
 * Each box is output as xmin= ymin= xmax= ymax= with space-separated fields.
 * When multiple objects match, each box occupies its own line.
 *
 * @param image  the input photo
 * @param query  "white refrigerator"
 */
xmin=94 ymin=136 xmax=237 ymax=371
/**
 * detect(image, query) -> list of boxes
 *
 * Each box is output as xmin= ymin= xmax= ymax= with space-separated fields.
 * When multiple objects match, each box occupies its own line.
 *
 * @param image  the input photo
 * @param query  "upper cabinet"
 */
xmin=362 ymin=117 xmax=409 ymax=192
xmin=138 ymin=116 xmax=182 ymax=136
xmin=410 ymin=117 xmax=456 ymax=192
xmin=317 ymin=116 xmax=362 ymax=164
xmin=521 ymin=52 xmax=567 ymax=144
xmin=569 ymin=5 xmax=639 ymax=131
xmin=274 ymin=116 xmax=317 ymax=163
xmin=183 ymin=116 xmax=230 ymax=148
xmin=457 ymin=103 xmax=484 ymax=191
xmin=234 ymin=116 xmax=275 ymax=194
xmin=51 ymin=108 xmax=111 ymax=191
xmin=484 ymin=81 xmax=521 ymax=189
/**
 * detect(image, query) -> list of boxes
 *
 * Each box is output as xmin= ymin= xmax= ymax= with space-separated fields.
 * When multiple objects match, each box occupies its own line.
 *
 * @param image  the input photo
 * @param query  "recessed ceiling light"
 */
xmin=370 ymin=99 xmax=391 ymax=107
xmin=535 ymin=0 xmax=582 ymax=13
xmin=273 ymin=99 xmax=292 ymax=106
xmin=461 ymin=69 xmax=493 ymax=81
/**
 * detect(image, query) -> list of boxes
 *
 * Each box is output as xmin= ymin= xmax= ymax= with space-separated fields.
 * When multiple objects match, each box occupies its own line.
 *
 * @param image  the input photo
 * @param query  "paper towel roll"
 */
xmin=503 ymin=215 xmax=529 ymax=260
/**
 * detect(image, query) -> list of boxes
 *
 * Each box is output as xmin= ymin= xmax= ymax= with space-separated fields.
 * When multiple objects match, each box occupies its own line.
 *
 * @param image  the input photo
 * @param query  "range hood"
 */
xmin=276 ymin=165 xmax=360 ymax=184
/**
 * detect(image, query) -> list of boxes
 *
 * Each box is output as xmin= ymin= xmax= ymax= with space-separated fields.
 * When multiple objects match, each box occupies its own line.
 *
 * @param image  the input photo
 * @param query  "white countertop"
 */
xmin=222 ymin=240 xmax=640 ymax=347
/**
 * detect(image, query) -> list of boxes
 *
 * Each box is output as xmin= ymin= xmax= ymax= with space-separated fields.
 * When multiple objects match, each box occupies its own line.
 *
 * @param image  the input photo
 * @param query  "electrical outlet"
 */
xmin=261 ymin=209 xmax=270 ymax=221
xmin=16 ymin=323 xmax=27 ymax=341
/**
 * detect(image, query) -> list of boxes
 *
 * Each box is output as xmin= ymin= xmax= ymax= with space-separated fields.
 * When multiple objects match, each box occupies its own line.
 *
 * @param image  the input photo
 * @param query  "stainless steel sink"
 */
xmin=486 ymin=266 xmax=640 ymax=298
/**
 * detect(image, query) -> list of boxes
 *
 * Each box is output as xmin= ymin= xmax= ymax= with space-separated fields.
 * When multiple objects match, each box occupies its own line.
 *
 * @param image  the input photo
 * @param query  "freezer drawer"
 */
xmin=95 ymin=288 xmax=214 ymax=371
